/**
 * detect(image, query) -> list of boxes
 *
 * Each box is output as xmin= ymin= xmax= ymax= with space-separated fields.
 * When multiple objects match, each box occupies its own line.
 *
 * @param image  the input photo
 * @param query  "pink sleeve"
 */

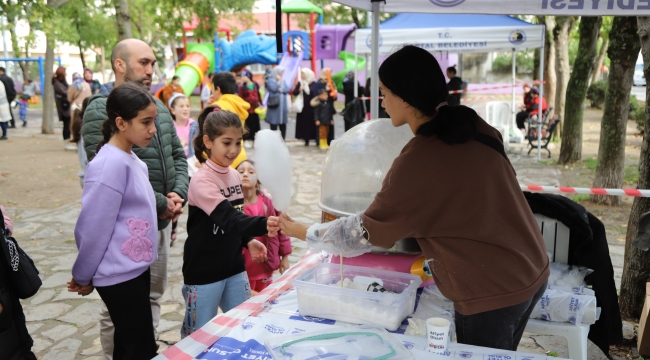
xmin=278 ymin=233 xmax=292 ymax=257
xmin=1 ymin=204 xmax=13 ymax=235
xmin=188 ymin=173 xmax=227 ymax=215
xmin=260 ymin=195 xmax=292 ymax=256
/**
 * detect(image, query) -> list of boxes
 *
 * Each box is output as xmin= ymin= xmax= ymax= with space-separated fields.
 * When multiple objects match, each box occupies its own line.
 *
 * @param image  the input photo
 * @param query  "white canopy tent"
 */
xmin=352 ymin=13 xmax=544 ymax=147
xmin=331 ymin=0 xmax=650 ymax=160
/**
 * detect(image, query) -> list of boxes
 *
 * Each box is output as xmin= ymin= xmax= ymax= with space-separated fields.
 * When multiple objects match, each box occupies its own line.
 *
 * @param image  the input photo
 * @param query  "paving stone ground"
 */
xmin=5 ymin=109 xmax=613 ymax=359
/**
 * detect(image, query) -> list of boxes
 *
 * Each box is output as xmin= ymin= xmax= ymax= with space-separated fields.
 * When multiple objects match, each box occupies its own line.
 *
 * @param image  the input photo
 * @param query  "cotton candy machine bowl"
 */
xmin=318 ymin=118 xmax=421 ymax=254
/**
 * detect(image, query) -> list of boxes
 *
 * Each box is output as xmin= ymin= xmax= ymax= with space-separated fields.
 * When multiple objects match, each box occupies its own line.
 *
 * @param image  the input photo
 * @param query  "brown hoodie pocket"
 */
xmin=428 ymin=258 xmax=456 ymax=301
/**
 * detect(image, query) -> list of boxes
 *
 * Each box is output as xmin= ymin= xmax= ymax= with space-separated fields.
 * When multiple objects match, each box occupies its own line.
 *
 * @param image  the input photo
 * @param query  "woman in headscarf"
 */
xmin=53 ymin=66 xmax=75 ymax=149
xmin=293 ymin=68 xmax=318 ymax=146
xmin=312 ymin=68 xmax=336 ymax=144
xmin=83 ymin=68 xmax=102 ymax=94
xmin=68 ymin=72 xmax=91 ymax=110
xmin=264 ymin=66 xmax=290 ymax=139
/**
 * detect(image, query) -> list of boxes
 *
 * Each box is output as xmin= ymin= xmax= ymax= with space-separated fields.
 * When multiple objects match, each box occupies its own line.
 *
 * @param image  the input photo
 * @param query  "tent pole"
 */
xmin=370 ymin=1 xmax=380 ymax=119
xmin=503 ymin=48 xmax=512 ymax=142
xmin=537 ymin=27 xmax=545 ymax=161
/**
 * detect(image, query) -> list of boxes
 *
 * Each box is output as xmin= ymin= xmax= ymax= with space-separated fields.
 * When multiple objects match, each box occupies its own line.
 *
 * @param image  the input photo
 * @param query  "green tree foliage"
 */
xmin=491 ymin=50 xmax=536 ymax=73
xmin=57 ymin=0 xmax=116 ymax=69
xmin=294 ymin=0 xmax=392 ymax=28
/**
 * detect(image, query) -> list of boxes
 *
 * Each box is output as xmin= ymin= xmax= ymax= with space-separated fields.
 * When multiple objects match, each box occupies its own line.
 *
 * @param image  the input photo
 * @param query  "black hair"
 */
xmin=70 ymin=97 xmax=91 ymax=144
xmin=212 ymin=71 xmax=238 ymax=94
xmin=446 ymin=65 xmax=457 ymax=75
xmin=96 ymin=83 xmax=156 ymax=155
xmin=378 ymin=45 xmax=477 ymax=145
xmin=317 ymin=88 xmax=328 ymax=96
xmin=172 ymin=75 xmax=180 ymax=81
xmin=193 ymin=106 xmax=247 ymax=163
xmin=0 ymin=67 xmax=5 ymax=73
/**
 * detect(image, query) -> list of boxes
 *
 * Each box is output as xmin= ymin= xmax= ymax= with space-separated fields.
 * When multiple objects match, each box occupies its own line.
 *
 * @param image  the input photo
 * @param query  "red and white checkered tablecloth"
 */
xmin=154 ymin=252 xmax=326 ymax=360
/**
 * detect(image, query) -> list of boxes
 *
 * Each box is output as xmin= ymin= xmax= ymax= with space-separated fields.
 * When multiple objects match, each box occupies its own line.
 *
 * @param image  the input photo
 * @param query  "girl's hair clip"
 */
xmin=213 ymin=107 xmax=220 ymax=112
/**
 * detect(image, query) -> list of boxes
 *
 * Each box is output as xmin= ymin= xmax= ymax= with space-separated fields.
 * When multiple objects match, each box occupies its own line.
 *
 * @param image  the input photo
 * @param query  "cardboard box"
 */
xmin=638 ymin=283 xmax=650 ymax=356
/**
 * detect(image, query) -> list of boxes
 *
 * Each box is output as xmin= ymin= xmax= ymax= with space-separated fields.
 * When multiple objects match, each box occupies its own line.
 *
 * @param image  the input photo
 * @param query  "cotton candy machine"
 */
xmin=318 ymin=118 xmax=421 ymax=255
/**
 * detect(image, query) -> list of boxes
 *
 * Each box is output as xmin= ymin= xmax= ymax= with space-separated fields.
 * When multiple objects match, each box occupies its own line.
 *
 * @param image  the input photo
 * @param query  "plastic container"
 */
xmin=294 ymin=264 xmax=423 ymax=331
xmin=264 ymin=325 xmax=414 ymax=360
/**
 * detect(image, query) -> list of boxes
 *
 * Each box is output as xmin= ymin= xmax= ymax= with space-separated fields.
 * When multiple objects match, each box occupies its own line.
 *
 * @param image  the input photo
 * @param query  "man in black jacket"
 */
xmin=0 ymin=68 xmax=16 ymax=128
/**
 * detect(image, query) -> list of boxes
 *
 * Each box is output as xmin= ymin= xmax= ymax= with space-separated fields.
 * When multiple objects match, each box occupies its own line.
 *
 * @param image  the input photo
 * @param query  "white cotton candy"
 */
xmin=253 ymin=129 xmax=294 ymax=211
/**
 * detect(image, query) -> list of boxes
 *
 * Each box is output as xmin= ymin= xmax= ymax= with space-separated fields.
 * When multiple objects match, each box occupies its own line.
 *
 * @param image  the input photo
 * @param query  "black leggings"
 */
xmin=516 ymin=111 xmax=529 ymax=130
xmin=455 ymin=281 xmax=547 ymax=351
xmin=96 ymin=269 xmax=157 ymax=359
xmin=61 ymin=116 xmax=71 ymax=140
xmin=270 ymin=124 xmax=286 ymax=139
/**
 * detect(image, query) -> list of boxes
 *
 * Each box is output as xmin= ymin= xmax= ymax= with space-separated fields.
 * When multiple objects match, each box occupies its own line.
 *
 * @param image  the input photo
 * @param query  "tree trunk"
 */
xmin=22 ymin=45 xmax=30 ymax=81
xmin=554 ymin=16 xmax=577 ymax=138
xmin=592 ymin=37 xmax=609 ymax=84
xmin=542 ymin=16 xmax=557 ymax=121
xmin=42 ymin=37 xmax=55 ymax=135
xmin=558 ymin=17 xmax=602 ymax=165
xmin=75 ymin=18 xmax=86 ymax=70
xmin=78 ymin=41 xmax=86 ymax=70
xmin=620 ymin=16 xmax=650 ymax=321
xmin=591 ymin=17 xmax=641 ymax=206
xmin=6 ymin=17 xmax=27 ymax=79
xmin=113 ymin=0 xmax=133 ymax=40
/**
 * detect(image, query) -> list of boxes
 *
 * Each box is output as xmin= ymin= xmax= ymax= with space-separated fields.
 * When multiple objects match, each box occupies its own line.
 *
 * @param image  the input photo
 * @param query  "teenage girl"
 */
xmin=68 ymin=83 xmax=159 ymax=359
xmin=169 ymin=93 xmax=199 ymax=158
xmin=237 ymin=160 xmax=292 ymax=293
xmin=182 ymin=106 xmax=280 ymax=337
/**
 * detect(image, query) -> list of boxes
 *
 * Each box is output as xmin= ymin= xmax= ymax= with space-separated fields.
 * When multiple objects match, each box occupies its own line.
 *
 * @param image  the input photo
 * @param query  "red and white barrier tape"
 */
xmin=520 ymin=184 xmax=650 ymax=197
xmin=358 ymin=96 xmax=384 ymax=100
xmin=449 ymin=84 xmax=515 ymax=94
xmin=461 ymin=95 xmax=509 ymax=102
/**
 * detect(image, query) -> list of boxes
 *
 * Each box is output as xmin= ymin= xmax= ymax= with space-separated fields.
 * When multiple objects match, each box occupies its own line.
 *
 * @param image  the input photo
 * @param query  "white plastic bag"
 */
xmin=531 ymin=288 xmax=599 ymax=325
xmin=293 ymin=92 xmax=304 ymax=113
xmin=548 ymin=262 xmax=594 ymax=288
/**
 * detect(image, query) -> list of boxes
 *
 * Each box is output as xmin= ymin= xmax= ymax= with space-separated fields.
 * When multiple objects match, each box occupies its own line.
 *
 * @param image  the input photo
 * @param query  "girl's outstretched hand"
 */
xmin=279 ymin=213 xmax=309 ymax=241
xmin=267 ymin=216 xmax=280 ymax=237
xmin=248 ymin=239 xmax=268 ymax=263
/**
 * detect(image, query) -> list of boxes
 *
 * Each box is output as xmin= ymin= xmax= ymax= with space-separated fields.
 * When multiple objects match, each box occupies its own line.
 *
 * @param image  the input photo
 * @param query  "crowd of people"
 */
xmin=0 ymin=39 xmax=294 ymax=359
xmin=0 ymin=35 xmax=555 ymax=360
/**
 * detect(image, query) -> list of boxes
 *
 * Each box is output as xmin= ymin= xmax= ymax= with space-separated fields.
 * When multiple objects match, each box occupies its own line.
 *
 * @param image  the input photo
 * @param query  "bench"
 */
xmin=526 ymin=108 xmax=559 ymax=158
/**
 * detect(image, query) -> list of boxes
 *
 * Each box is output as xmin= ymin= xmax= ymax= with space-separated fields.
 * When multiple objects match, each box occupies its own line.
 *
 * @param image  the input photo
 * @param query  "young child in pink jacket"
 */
xmin=237 ymin=160 xmax=292 ymax=293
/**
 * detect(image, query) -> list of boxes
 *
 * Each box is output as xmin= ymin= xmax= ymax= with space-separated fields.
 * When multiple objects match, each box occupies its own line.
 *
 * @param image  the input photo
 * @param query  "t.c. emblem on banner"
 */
xmin=509 ymin=30 xmax=527 ymax=45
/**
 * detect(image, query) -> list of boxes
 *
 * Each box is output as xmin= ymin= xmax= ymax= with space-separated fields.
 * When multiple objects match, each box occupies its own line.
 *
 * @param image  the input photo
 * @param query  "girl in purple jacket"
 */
xmin=68 ymin=83 xmax=159 ymax=359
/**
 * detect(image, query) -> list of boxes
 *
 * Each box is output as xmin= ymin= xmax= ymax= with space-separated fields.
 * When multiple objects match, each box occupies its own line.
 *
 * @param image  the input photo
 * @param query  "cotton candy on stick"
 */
xmin=253 ymin=129 xmax=294 ymax=211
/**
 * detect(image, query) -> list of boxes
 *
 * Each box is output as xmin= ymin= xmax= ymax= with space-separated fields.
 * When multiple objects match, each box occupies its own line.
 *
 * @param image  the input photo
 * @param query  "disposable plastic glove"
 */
xmin=305 ymin=212 xmax=374 ymax=257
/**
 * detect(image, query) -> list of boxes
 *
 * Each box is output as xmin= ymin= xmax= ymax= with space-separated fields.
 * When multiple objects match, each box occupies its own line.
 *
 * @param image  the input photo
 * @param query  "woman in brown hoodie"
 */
xmin=280 ymin=45 xmax=549 ymax=351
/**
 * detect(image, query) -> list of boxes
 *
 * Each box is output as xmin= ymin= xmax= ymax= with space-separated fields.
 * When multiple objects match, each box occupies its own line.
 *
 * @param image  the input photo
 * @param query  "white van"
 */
xmin=635 ymin=63 xmax=646 ymax=86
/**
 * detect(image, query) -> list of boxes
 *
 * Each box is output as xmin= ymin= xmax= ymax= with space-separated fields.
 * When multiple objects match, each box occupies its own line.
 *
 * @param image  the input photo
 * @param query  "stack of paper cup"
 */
xmin=426 ymin=317 xmax=451 ymax=355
